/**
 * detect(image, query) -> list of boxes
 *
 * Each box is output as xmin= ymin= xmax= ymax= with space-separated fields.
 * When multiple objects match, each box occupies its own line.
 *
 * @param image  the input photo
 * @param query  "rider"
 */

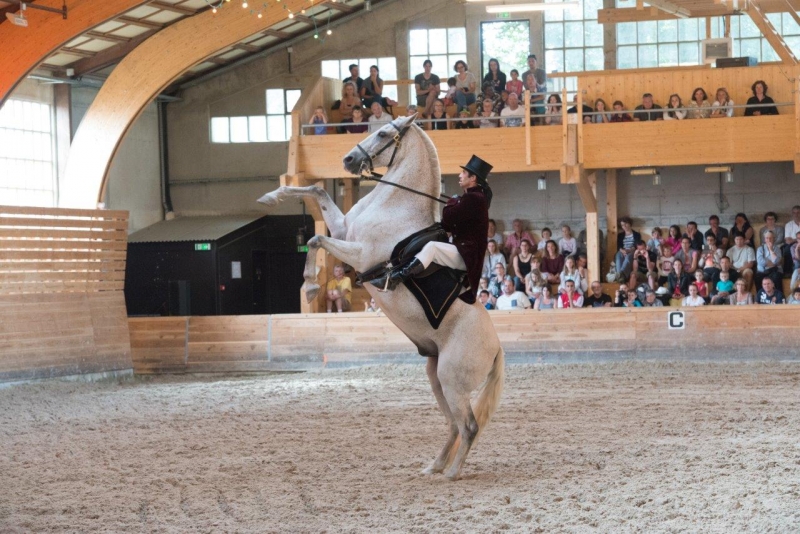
xmin=388 ymin=155 xmax=493 ymax=304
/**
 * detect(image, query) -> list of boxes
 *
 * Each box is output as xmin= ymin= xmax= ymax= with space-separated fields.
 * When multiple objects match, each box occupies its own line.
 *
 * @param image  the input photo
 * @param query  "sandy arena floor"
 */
xmin=1 ymin=361 xmax=799 ymax=533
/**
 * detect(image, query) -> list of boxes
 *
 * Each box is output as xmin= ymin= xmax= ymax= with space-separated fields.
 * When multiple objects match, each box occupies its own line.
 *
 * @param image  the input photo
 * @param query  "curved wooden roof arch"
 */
xmin=0 ymin=0 xmax=150 ymax=105
xmin=62 ymin=0 xmax=309 ymax=208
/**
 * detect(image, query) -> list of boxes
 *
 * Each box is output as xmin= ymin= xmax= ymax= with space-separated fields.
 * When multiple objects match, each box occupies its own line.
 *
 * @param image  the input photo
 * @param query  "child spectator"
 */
xmin=454 ymin=109 xmax=476 ymax=129
xmin=537 ymin=228 xmax=552 ymax=253
xmin=442 ymin=77 xmax=457 ymax=107
xmin=478 ymin=290 xmax=494 ymax=310
xmin=693 ymin=270 xmax=709 ymax=300
xmin=558 ymin=255 xmax=583 ymax=294
xmin=558 ymin=224 xmax=578 ymax=257
xmin=364 ymin=297 xmax=381 ymax=313
xmin=710 ymin=270 xmax=734 ymax=305
xmin=593 ymin=98 xmax=611 ymax=123
xmin=474 ymin=98 xmax=500 ymax=129
xmin=525 ymin=261 xmax=547 ymax=306
xmin=657 ymin=243 xmax=675 ymax=286
xmin=342 ymin=106 xmax=368 ymax=134
xmin=506 ymin=69 xmax=523 ymax=99
xmin=310 ymin=106 xmax=328 ymax=135
xmin=682 ymin=283 xmax=706 ymax=306
xmin=609 ymin=100 xmax=632 ymax=122
xmin=647 ymin=227 xmax=663 ymax=254
xmin=664 ymin=224 xmax=682 ymax=255
xmin=787 ymin=287 xmax=800 ymax=305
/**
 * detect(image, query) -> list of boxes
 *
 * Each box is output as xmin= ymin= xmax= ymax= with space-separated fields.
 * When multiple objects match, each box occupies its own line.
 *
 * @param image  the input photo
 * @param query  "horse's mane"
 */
xmin=406 ymin=122 xmax=442 ymax=222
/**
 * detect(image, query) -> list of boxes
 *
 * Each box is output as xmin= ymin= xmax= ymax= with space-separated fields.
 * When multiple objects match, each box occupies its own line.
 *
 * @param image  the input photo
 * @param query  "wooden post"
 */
xmin=586 ymin=212 xmax=600 ymax=284
xmin=342 ymin=179 xmax=356 ymax=213
xmin=525 ymin=89 xmax=532 ymax=166
xmin=605 ymin=169 xmax=618 ymax=274
xmin=795 ymin=75 xmax=800 ymax=174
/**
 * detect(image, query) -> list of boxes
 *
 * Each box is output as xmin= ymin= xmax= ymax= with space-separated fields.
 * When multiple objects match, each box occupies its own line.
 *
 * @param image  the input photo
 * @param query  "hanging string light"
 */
xmin=203 ymin=0 xmax=334 ymax=42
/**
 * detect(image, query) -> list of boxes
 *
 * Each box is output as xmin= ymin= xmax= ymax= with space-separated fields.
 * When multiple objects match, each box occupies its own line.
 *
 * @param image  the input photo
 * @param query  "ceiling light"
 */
xmin=242 ymin=1 xmax=248 ymax=7
xmin=630 ymin=167 xmax=658 ymax=176
xmin=537 ymin=175 xmax=547 ymax=190
xmin=653 ymin=173 xmax=661 ymax=186
xmin=724 ymin=171 xmax=733 ymax=183
xmin=485 ymin=2 xmax=579 ymax=13
xmin=704 ymin=165 xmax=732 ymax=173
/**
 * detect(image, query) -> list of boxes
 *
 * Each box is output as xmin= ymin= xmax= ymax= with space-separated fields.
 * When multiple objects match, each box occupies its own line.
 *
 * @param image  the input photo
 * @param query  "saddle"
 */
xmin=356 ymin=224 xmax=467 ymax=330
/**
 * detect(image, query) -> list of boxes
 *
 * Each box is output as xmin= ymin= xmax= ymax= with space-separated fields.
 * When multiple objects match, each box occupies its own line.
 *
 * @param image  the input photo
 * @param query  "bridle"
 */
xmin=355 ymin=120 xmax=448 ymax=205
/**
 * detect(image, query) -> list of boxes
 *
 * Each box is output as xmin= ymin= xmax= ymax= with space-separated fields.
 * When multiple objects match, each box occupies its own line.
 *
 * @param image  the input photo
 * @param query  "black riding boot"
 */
xmin=372 ymin=258 xmax=425 ymax=291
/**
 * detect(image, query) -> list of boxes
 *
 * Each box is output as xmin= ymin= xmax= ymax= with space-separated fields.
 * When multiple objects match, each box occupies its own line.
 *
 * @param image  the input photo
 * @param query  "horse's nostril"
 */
xmin=344 ymin=156 xmax=354 ymax=164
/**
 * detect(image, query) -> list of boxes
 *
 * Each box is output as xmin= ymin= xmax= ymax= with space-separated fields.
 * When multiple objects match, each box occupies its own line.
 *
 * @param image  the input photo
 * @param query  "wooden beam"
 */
xmin=524 ymin=89 xmax=531 ymax=166
xmin=263 ymin=29 xmax=291 ymax=38
xmin=233 ymin=43 xmax=260 ymax=53
xmin=605 ymin=169 xmax=618 ymax=274
xmin=586 ymin=212 xmax=600 ymax=284
xmin=59 ymin=46 xmax=97 ymax=59
xmin=149 ymin=1 xmax=197 ymax=16
xmin=575 ymin=171 xmax=597 ymax=214
xmin=747 ymin=2 xmax=798 ymax=65
xmin=117 ymin=15 xmax=164 ymax=30
xmin=0 ymin=0 xmax=150 ymax=106
xmin=598 ymin=6 xmax=732 ymax=23
xmin=644 ymin=0 xmax=690 ymax=17
xmin=85 ymin=31 xmax=132 ymax=44
xmin=324 ymin=0 xmax=356 ymax=12
xmin=70 ymin=30 xmax=159 ymax=76
xmin=795 ymin=75 xmax=800 ymax=173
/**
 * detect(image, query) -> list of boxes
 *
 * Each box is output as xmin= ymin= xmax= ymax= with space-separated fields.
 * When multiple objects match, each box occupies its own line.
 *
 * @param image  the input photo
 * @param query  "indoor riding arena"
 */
xmin=2 ymin=0 xmax=800 ymax=531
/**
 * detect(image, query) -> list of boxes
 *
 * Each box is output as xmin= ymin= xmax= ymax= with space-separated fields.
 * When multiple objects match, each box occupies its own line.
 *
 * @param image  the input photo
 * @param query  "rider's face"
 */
xmin=458 ymin=170 xmax=477 ymax=190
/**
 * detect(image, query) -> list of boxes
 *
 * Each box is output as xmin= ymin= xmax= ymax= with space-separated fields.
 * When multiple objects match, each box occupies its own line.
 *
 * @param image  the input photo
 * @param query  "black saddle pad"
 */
xmin=404 ymin=268 xmax=465 ymax=330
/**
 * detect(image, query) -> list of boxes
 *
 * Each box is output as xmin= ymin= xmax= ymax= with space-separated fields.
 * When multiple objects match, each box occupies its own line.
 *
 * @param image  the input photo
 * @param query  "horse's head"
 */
xmin=342 ymin=114 xmax=419 ymax=176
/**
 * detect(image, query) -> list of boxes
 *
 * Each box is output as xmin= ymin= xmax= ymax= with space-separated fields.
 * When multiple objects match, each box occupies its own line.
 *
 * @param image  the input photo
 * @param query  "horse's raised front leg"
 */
xmin=302 ymin=235 xmax=364 ymax=303
xmin=257 ymin=185 xmax=347 ymax=240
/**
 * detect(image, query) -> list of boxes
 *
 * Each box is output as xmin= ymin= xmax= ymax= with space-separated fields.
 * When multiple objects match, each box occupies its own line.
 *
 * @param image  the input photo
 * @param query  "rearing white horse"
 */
xmin=258 ymin=115 xmax=504 ymax=480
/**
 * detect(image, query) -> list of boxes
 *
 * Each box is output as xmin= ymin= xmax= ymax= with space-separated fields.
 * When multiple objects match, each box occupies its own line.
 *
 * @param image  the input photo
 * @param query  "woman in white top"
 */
xmin=482 ymin=239 xmax=506 ymax=278
xmin=453 ymin=60 xmax=477 ymax=113
xmin=663 ymin=94 xmax=686 ymax=120
xmin=525 ymin=265 xmax=547 ymax=304
xmin=558 ymin=256 xmax=583 ymax=294
xmin=681 ymin=283 xmax=706 ymax=306
xmin=487 ymin=219 xmax=503 ymax=246
xmin=686 ymin=87 xmax=711 ymax=119
xmin=544 ymin=94 xmax=563 ymax=125
xmin=710 ymin=87 xmax=734 ymax=118
xmin=558 ymin=225 xmax=577 ymax=257
xmin=474 ymin=98 xmax=499 ymax=128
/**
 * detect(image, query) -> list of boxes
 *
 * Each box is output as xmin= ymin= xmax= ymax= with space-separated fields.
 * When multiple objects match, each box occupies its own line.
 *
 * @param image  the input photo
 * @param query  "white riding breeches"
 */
xmin=415 ymin=242 xmax=467 ymax=271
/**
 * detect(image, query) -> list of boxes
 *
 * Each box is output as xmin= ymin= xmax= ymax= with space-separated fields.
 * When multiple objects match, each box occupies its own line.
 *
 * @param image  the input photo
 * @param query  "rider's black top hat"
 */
xmin=460 ymin=155 xmax=492 ymax=183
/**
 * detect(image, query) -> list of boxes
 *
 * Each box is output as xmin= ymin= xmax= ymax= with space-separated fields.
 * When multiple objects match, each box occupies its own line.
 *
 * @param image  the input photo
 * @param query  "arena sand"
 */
xmin=1 ymin=361 xmax=799 ymax=533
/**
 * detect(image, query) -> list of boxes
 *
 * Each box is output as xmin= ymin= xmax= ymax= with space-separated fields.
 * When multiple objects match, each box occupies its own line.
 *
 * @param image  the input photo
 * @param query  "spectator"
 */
xmin=478 ymin=290 xmax=494 ymax=310
xmin=646 ymin=227 xmax=663 ymax=254
xmin=342 ymin=64 xmax=364 ymax=94
xmin=364 ymin=297 xmax=381 ymax=313
xmin=541 ymin=240 xmax=564 ymax=284
xmin=488 ymin=262 xmax=511 ymax=300
xmin=475 ymin=98 xmax=500 ymax=129
xmin=558 ymin=255 xmax=583 ymax=294
xmin=700 ymin=233 xmax=724 ymax=282
xmin=684 ymin=221 xmax=704 ymax=251
xmin=755 ymin=230 xmax=783 ymax=289
xmin=756 ymin=277 xmax=785 ymax=304
xmin=613 ymin=282 xmax=630 ymax=307
xmin=442 ymin=77 xmax=457 ymax=107
xmin=665 ymin=224 xmax=683 ymax=255
xmin=544 ymin=94 xmax=563 ymax=125
xmin=668 ymin=259 xmax=691 ymax=305
xmin=495 ymin=278 xmax=531 ymax=310
xmin=726 ymin=234 xmax=756 ymax=290
xmin=567 ymin=94 xmax=593 ymax=123
xmin=710 ymin=270 xmax=734 ymax=305
xmin=784 ymin=205 xmax=800 ymax=271
xmin=361 ymin=65 xmax=396 ymax=109
xmin=482 ymin=239 xmax=506 ymax=278
xmin=414 ymin=59 xmax=441 ymax=118
xmin=730 ymin=212 xmax=755 ymax=248
xmin=793 ymin=231 xmax=800 ymax=274
xmin=712 ymin=256 xmax=740 ymax=288
xmin=512 ymin=239 xmax=535 ymax=291
xmin=477 ymin=276 xmax=490 ymax=296
xmin=483 ymin=58 xmax=506 ymax=96
xmin=557 ymin=279 xmax=584 ymax=308
xmin=642 ymin=288 xmax=664 ymax=307
xmin=367 ymin=102 xmax=391 ymax=133
xmin=453 ymin=60 xmax=477 ymax=113
xmin=500 ymin=89 xmax=510 ymax=106
xmin=500 ymin=92 xmax=525 ymax=127
xmin=633 ymin=93 xmax=663 ymax=121
xmin=506 ymin=69 xmax=523 ymax=99
xmin=428 ymin=99 xmax=449 ymax=131
xmin=558 ymin=225 xmax=578 ymax=257
xmin=537 ymin=227 xmax=552 ymax=253
xmin=656 ymin=242 xmax=676 ymax=287
xmin=614 ymin=216 xmax=641 ymax=282
xmin=663 ymin=94 xmax=686 ymax=120
xmin=406 ymin=105 xmax=418 ymax=117
xmin=686 ymin=87 xmax=711 ymax=119
xmin=609 ymin=100 xmax=632 ymax=122
xmin=339 ymin=82 xmax=362 ymax=122
xmin=744 ymin=80 xmax=779 ymax=116
xmin=520 ymin=54 xmax=547 ymax=118
xmin=622 ymin=288 xmax=643 ymax=307
xmin=325 ymin=264 xmax=351 ymax=312
xmin=584 ymin=281 xmax=613 ymax=307
xmin=504 ymin=219 xmax=535 ymax=259
xmin=693 ymin=270 xmax=709 ymax=300
xmin=342 ymin=106 xmax=368 ymax=134
xmin=487 ymin=219 xmax=503 ymax=246
xmin=593 ymin=98 xmax=611 ymax=123
xmin=525 ymin=260 xmax=546 ymax=305
xmin=575 ymin=253 xmax=590 ymax=293
xmin=476 ymin=82 xmax=503 ymax=115
xmin=704 ymin=214 xmax=730 ymax=250
xmin=454 ymin=109 xmax=476 ymax=129
xmin=682 ymin=283 xmax=705 ymax=306
xmin=710 ymin=87 xmax=734 ymax=118
xmin=729 ymin=278 xmax=755 ymax=305
xmin=759 ymin=211 xmax=785 ymax=248
xmin=787 ymin=286 xmax=800 ymax=305
xmin=533 ymin=285 xmax=556 ymax=310
xmin=310 ymin=106 xmax=328 ymax=135
xmin=630 ymin=239 xmax=656 ymax=285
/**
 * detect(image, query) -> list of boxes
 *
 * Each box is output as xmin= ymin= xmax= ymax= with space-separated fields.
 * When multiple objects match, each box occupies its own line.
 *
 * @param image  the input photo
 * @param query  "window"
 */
xmin=544 ymin=0 xmax=604 ymax=73
xmin=0 ymin=99 xmax=56 ymax=207
xmin=408 ymin=27 xmax=466 ymax=101
xmin=209 ymin=89 xmax=300 ymax=143
xmin=481 ymin=21 xmax=531 ymax=81
xmin=710 ymin=14 xmax=800 ymax=62
xmin=321 ymin=57 xmax=398 ymax=102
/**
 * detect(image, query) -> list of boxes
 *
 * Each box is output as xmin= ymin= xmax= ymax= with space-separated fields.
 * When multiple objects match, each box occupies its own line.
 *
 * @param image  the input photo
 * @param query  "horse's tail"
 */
xmin=473 ymin=346 xmax=505 ymax=439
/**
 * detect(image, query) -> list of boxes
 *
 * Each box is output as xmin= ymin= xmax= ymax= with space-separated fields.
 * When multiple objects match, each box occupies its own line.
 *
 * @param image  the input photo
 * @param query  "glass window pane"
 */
xmin=679 ymin=42 xmax=700 ymax=65
xmin=266 ymin=89 xmax=285 ymax=115
xmin=617 ymin=22 xmax=637 ymax=45
xmin=564 ymin=3 xmax=583 ymax=21
xmin=210 ymin=117 xmax=229 ymax=143
xmin=638 ymin=21 xmax=657 ymax=44
xmin=286 ymin=89 xmax=302 ymax=112
xmin=321 ymin=60 xmax=339 ymax=78
xmin=658 ymin=43 xmax=678 ymax=66
xmin=545 ymin=23 xmax=564 ymax=49
xmin=739 ymin=16 xmax=759 ymax=38
xmin=340 ymin=59 xmax=357 ymax=79
xmin=267 ymin=116 xmax=287 ymax=142
xmin=545 ymin=49 xmax=564 ymax=73
xmin=377 ymin=57 xmax=397 ymax=81
xmin=545 ymin=0 xmax=563 ymax=22
xmin=638 ymin=44 xmax=658 ymax=68
xmin=761 ymin=41 xmax=779 ymax=62
xmin=740 ymin=38 xmax=760 ymax=59
xmin=428 ymin=54 xmax=448 ymax=79
xmin=586 ymin=47 xmax=604 ymax=70
xmin=786 ymin=36 xmax=800 ymax=56
xmin=585 ymin=22 xmax=603 ymax=47
xmin=565 ymin=49 xmax=584 ymax=72
xmin=767 ymin=13 xmax=782 ymax=29
xmin=359 ymin=58 xmax=377 ymax=77
xmin=285 ymin=116 xmax=292 ymax=142
xmin=230 ymin=117 xmax=248 ymax=143
xmin=584 ymin=0 xmax=602 ymax=20
xmin=428 ymin=29 xmax=447 ymax=54
xmin=658 ymin=20 xmax=678 ymax=42
xmin=409 ymin=29 xmax=428 ymax=56
xmin=564 ymin=22 xmax=584 ymax=47
xmin=783 ymin=14 xmax=800 ymax=35
xmin=678 ymin=18 xmax=698 ymax=41
xmin=448 ymin=28 xmax=467 ymax=53
xmin=248 ymin=116 xmax=267 ymax=142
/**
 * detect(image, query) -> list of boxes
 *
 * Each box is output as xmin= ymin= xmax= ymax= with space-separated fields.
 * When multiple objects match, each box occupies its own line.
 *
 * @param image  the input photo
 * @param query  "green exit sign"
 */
xmin=496 ymin=12 xmax=510 ymax=18
xmin=297 ymin=245 xmax=309 ymax=253
xmin=195 ymin=243 xmax=211 ymax=251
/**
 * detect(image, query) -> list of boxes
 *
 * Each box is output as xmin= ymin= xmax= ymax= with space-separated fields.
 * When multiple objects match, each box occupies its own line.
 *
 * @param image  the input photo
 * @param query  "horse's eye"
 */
xmin=378 ymin=131 xmax=387 ymax=138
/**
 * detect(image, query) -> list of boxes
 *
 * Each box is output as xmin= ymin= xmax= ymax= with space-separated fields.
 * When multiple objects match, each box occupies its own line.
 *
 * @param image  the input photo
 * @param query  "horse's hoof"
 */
xmin=421 ymin=464 xmax=442 ymax=476
xmin=257 ymin=192 xmax=279 ymax=206
xmin=303 ymin=283 xmax=320 ymax=303
xmin=444 ymin=470 xmax=461 ymax=481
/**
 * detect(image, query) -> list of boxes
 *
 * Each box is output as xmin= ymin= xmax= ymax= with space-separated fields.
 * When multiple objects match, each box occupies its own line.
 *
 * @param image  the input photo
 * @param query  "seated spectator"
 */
xmin=521 ymin=54 xmax=547 ymax=117
xmin=442 ymin=77 xmax=457 ymax=107
xmin=614 ymin=216 xmax=641 ymax=282
xmin=428 ymin=99 xmax=449 ymax=131
xmin=684 ymin=221 xmax=704 ymax=251
xmin=700 ymin=234 xmax=724 ymax=281
xmin=710 ymin=270 xmax=734 ymax=305
xmin=759 ymin=211 xmax=785 ymax=248
xmin=477 ymin=276 xmax=490 ymax=295
xmin=682 ymin=283 xmax=706 ymax=306
xmin=686 ymin=87 xmax=711 ymax=119
xmin=339 ymin=82 xmax=362 ymax=123
xmin=488 ymin=262 xmax=511 ymax=300
xmin=630 ymin=240 xmax=656 ymax=285
xmin=727 ymin=234 xmax=756 ymax=290
xmin=537 ymin=227 xmax=552 ymax=253
xmin=557 ymin=279 xmax=584 ymax=308
xmin=533 ymin=285 xmax=556 ymax=310
xmin=584 ymin=282 xmax=612 ymax=307
xmin=674 ymin=236 xmax=700 ymax=274
xmin=500 ymin=89 xmax=509 ymax=107
xmin=755 ymin=230 xmax=783 ymax=289
xmin=414 ymin=59 xmax=441 ymax=118
xmin=593 ymin=98 xmax=611 ymax=123
xmin=525 ymin=261 xmax=546 ymax=305
xmin=656 ymin=243 xmax=676 ymax=286
xmin=325 ymin=264 xmax=351 ymax=312
xmin=544 ymin=94 xmax=562 ymax=125
xmin=575 ymin=253 xmax=589 ymax=293
xmin=495 ymin=279 xmax=531 ymax=310
xmin=504 ymin=219 xmax=535 ymax=259
xmin=364 ymin=297 xmax=381 ymax=313
xmin=710 ymin=87 xmax=734 ymax=118
xmin=665 ymin=224 xmax=683 ymax=255
xmin=361 ymin=65 xmax=396 ymax=109
xmin=704 ymin=214 xmax=730 ymax=250
xmin=406 ymin=105 xmax=418 ymax=117
xmin=478 ymin=290 xmax=494 ymax=310
xmin=787 ymin=286 xmax=800 ymax=305
xmin=633 ymin=93 xmax=663 ymax=121
xmin=505 ymin=69 xmax=523 ymax=99
xmin=647 ymin=227 xmax=663 ymax=255
xmin=512 ymin=239 xmax=535 ymax=291
xmin=794 ymin=237 xmax=800 ymax=276
xmin=668 ymin=259 xmax=691 ymax=305
xmin=609 ymin=100 xmax=632 ymax=122
xmin=729 ymin=278 xmax=755 ymax=305
xmin=567 ymin=94 xmax=593 ymax=123
xmin=482 ymin=239 xmax=506 ymax=278
xmin=454 ymin=109 xmax=476 ymax=129
xmin=487 ymin=218 xmax=503 ymax=246
xmin=756 ymin=277 xmax=785 ymax=304
xmin=642 ymin=288 xmax=663 ymax=307
xmin=483 ymin=58 xmax=506 ymax=97
xmin=744 ymin=80 xmax=778 ymax=116
xmin=663 ymin=94 xmax=686 ymax=120
xmin=477 ymin=82 xmax=504 ymax=115
xmin=342 ymin=64 xmax=364 ymax=94
xmin=613 ymin=282 xmax=629 ymax=307
xmin=453 ymin=60 xmax=477 ymax=113
xmin=558 ymin=225 xmax=578 ymax=257
xmin=475 ymin=98 xmax=500 ymax=129
xmin=622 ymin=288 xmax=642 ymax=307
xmin=693 ymin=270 xmax=709 ymax=300
xmin=310 ymin=106 xmax=328 ymax=135
xmin=500 ymin=92 xmax=525 ymax=127
xmin=712 ymin=256 xmax=740 ymax=288
xmin=784 ymin=205 xmax=800 ymax=272
xmin=730 ymin=212 xmax=755 ymax=248
xmin=367 ymin=102 xmax=392 ymax=133
xmin=540 ymin=240 xmax=564 ymax=284
xmin=558 ymin=255 xmax=583 ymax=294
xmin=342 ymin=106 xmax=368 ymax=134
